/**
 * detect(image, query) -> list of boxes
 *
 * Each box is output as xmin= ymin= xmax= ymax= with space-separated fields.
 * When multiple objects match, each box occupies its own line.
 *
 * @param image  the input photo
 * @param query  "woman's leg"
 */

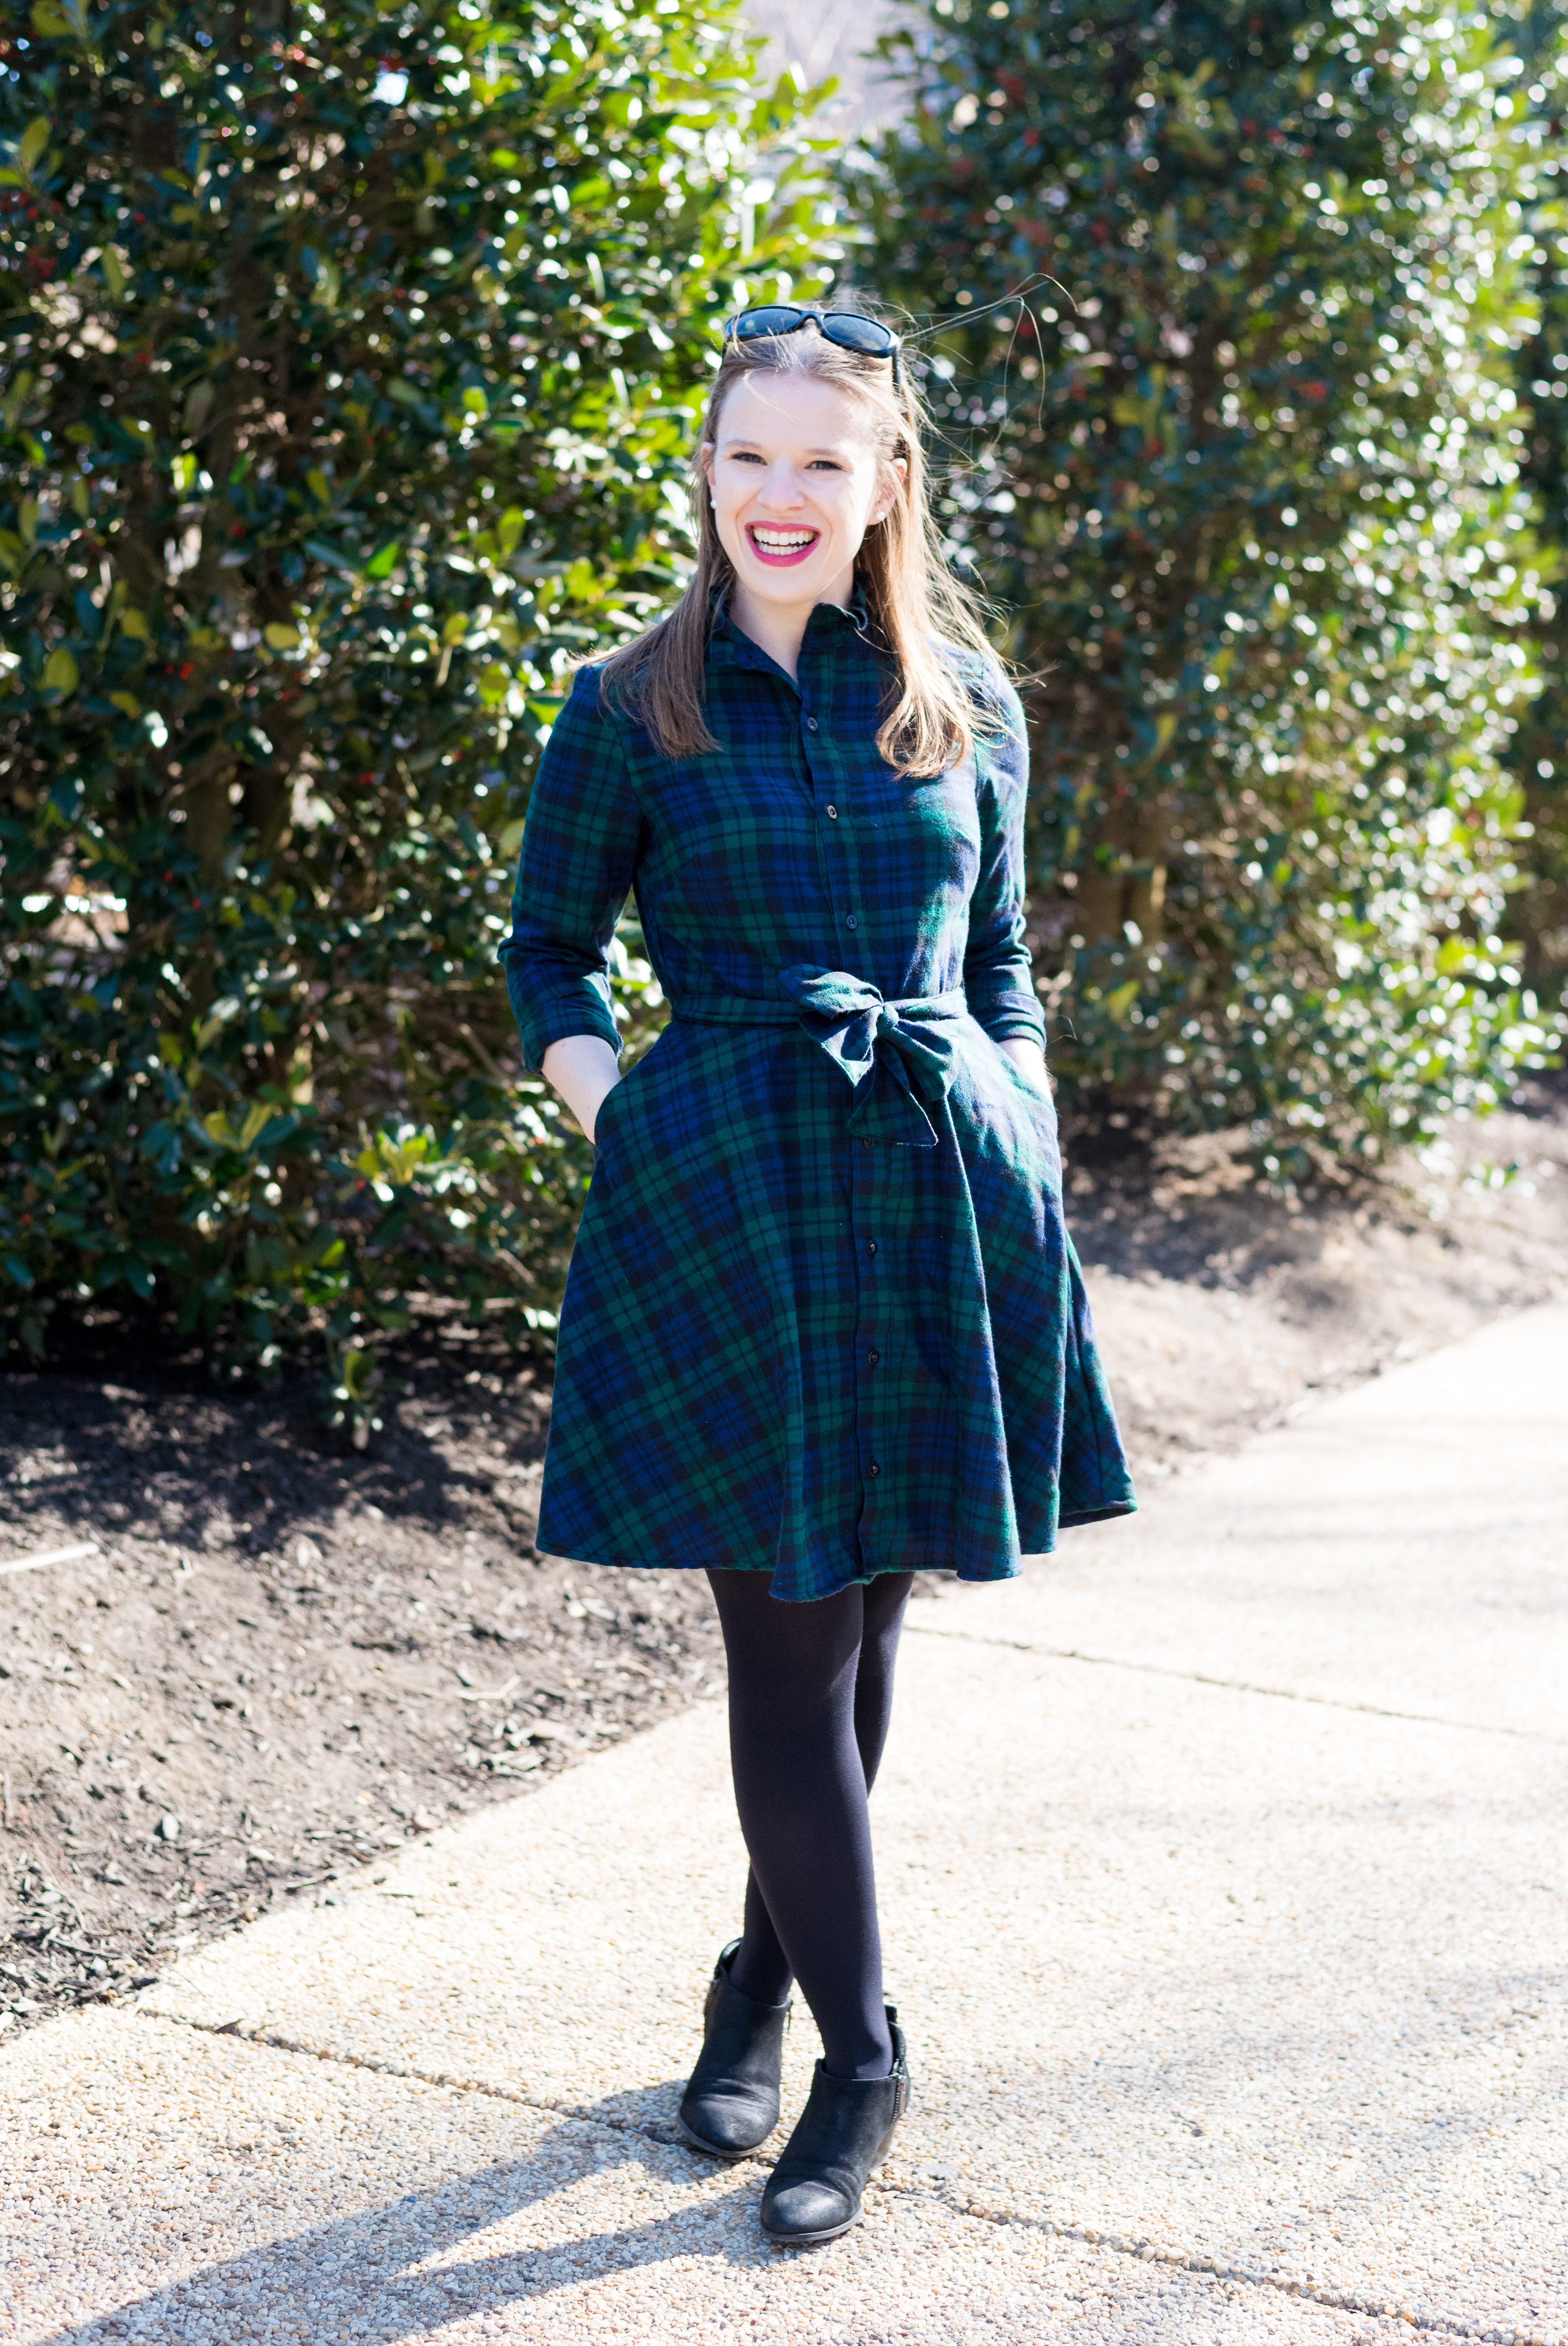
xmin=706 ymin=1569 xmax=914 ymax=2080
xmin=731 ymin=1568 xmax=913 ymax=2008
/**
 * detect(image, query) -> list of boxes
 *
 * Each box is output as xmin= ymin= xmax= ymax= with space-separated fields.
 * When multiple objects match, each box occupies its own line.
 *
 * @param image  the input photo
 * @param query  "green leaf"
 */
xmin=364 ymin=539 xmax=402 ymax=578
xmin=19 ymin=120 xmax=51 ymax=173
xmin=43 ymin=647 xmax=79 ymax=699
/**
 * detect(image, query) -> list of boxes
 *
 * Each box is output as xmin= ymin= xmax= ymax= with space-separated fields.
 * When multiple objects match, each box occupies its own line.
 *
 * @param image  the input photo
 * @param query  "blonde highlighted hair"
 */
xmin=598 ymin=321 xmax=998 ymax=776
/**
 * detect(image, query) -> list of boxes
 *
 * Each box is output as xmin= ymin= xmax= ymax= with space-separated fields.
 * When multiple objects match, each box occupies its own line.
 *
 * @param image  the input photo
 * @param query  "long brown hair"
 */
xmin=597 ymin=324 xmax=998 ymax=776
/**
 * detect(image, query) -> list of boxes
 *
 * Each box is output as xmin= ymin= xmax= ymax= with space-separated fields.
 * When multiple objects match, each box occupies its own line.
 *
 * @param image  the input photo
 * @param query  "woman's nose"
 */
xmin=756 ymin=464 xmax=805 ymax=510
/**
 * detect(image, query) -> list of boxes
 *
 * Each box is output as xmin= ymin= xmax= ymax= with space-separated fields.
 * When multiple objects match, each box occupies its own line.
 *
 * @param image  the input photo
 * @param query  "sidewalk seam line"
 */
xmin=904 ymin=1621 xmax=1563 ymax=1743
xmin=139 ymin=2008 xmax=1512 ymax=2345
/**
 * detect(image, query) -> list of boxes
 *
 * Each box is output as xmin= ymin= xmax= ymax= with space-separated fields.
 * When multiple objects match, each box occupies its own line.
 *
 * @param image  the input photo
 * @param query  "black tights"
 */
xmin=704 ymin=1568 xmax=914 ymax=2081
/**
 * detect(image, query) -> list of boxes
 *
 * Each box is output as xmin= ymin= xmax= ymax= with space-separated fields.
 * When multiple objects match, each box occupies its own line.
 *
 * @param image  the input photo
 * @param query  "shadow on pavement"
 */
xmin=39 ymin=2089 xmax=788 ymax=2345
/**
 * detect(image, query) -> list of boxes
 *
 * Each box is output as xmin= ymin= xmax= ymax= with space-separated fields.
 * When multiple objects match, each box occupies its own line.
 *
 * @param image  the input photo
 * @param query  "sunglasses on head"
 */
xmin=724 ymin=305 xmax=903 ymax=391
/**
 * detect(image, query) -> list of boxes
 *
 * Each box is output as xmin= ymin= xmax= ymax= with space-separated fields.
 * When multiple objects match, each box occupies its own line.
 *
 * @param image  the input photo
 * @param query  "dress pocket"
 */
xmin=591 ymin=1065 xmax=638 ymax=1154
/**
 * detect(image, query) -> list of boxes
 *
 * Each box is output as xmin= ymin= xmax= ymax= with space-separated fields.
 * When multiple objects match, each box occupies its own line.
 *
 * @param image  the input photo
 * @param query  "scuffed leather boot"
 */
xmin=677 ymin=1940 xmax=791 ymax=2159
xmin=759 ymin=2007 xmax=910 ymax=2244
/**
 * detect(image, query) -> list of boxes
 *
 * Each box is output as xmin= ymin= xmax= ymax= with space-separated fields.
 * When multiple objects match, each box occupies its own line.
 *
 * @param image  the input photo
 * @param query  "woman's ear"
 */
xmin=868 ymin=456 xmax=909 ymax=528
xmin=699 ymin=443 xmax=716 ymax=505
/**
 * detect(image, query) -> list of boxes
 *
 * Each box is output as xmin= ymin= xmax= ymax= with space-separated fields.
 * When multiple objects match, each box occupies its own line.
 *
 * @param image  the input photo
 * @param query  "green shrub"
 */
xmin=1501 ymin=8 xmax=1568 ymax=1001
xmin=0 ymin=0 xmax=827 ymax=1382
xmin=858 ymin=0 xmax=1559 ymax=1173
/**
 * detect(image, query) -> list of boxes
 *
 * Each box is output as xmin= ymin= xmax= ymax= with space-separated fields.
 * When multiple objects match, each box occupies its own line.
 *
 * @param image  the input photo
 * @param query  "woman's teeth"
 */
xmin=750 ymin=527 xmax=819 ymax=556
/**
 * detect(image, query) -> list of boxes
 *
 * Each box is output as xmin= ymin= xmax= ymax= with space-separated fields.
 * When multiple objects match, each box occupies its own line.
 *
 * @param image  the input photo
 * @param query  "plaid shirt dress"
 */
xmin=500 ymin=594 xmax=1135 ymax=1602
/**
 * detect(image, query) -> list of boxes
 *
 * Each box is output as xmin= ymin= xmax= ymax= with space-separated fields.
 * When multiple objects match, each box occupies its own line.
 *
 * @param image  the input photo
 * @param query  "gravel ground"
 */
xmin=1 ymin=2011 xmax=1473 ymax=2346
xmin=2 ymin=1081 xmax=1565 ymax=2038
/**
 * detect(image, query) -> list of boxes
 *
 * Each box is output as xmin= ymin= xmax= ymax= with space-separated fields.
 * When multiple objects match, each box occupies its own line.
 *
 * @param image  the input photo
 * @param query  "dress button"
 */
xmin=868 ymin=1349 xmax=880 ymax=1365
xmin=845 ymin=914 xmax=858 ymax=931
xmin=865 ymin=1240 xmax=877 ymax=1256
xmin=826 ymin=804 xmax=839 ymax=820
xmin=867 ymin=1461 xmax=880 ymax=1478
xmin=806 ymin=715 xmax=819 ymax=731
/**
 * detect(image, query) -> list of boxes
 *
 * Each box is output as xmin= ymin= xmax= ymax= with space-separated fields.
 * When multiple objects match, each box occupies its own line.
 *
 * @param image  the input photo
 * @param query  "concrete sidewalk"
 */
xmin=3 ymin=1306 xmax=1565 ymax=2346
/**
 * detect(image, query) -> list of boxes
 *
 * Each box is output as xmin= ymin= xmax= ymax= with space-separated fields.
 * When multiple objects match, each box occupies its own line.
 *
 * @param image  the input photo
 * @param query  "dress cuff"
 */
xmin=506 ymin=972 xmax=622 ymax=1077
xmin=970 ymin=991 xmax=1048 ymax=1047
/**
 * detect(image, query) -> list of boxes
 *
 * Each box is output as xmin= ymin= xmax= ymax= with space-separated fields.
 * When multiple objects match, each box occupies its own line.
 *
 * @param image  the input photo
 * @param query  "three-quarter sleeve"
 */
xmin=963 ymin=669 xmax=1048 ymax=1047
xmin=498 ymin=665 xmax=648 ymax=1073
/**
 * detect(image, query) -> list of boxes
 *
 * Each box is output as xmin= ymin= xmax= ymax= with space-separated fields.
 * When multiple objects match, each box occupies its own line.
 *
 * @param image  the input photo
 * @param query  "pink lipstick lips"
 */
xmin=745 ymin=523 xmax=822 ymax=568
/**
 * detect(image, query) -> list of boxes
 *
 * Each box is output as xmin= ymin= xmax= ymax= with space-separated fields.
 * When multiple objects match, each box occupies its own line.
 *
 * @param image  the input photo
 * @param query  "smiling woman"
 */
xmin=595 ymin=316 xmax=993 ymax=778
xmin=705 ymin=369 xmax=904 ymax=670
xmin=498 ymin=307 xmax=1135 ymax=2248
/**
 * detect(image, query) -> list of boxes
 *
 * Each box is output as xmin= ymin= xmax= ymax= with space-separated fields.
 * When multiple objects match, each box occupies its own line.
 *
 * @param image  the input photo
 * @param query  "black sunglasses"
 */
xmin=724 ymin=304 xmax=902 ymax=392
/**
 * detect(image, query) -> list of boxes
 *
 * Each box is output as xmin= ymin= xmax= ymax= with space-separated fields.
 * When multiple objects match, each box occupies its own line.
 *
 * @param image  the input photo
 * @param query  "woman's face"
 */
xmin=701 ymin=371 xmax=904 ymax=619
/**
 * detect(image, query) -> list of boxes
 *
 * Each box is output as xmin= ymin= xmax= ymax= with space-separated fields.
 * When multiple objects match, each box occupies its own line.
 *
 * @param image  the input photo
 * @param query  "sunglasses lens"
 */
xmin=734 ymin=305 xmax=807 ymax=339
xmin=820 ymin=313 xmax=896 ymax=356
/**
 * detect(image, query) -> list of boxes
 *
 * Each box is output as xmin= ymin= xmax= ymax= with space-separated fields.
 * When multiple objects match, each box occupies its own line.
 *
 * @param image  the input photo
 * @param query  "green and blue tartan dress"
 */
xmin=500 ymin=594 xmax=1135 ymax=1601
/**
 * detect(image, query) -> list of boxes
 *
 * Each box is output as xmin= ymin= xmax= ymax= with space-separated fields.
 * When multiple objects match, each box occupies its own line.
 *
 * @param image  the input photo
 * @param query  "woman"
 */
xmin=500 ymin=305 xmax=1135 ymax=2246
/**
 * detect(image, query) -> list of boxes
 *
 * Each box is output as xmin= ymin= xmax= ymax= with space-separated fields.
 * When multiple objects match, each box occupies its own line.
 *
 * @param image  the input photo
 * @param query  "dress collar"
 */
xmin=708 ymin=578 xmax=877 ymax=673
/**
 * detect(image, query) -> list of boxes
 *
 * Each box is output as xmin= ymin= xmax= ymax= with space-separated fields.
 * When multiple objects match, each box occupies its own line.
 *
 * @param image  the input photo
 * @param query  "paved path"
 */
xmin=4 ymin=1306 xmax=1565 ymax=2346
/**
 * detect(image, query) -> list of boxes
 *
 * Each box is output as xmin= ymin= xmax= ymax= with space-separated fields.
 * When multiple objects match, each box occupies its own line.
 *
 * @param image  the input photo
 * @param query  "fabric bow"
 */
xmin=777 ymin=966 xmax=965 ymax=1147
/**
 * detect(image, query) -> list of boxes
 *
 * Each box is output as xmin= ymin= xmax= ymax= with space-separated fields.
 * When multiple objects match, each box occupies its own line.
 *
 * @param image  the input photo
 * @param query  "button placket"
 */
xmin=860 ymin=1216 xmax=882 ymax=1511
xmin=801 ymin=646 xmax=859 ymax=953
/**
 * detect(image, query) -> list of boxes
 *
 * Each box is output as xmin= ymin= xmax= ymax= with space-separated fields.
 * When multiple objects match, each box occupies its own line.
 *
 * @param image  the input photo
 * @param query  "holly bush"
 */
xmin=0 ymin=0 xmax=830 ymax=1388
xmin=1501 ymin=3 xmax=1568 ymax=1001
xmin=858 ymin=0 xmax=1559 ymax=1173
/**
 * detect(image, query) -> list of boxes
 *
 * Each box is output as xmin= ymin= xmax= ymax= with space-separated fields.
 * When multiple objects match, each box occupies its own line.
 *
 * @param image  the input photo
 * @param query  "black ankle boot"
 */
xmin=677 ymin=1941 xmax=792 ymax=2159
xmin=759 ymin=2008 xmax=911 ymax=2244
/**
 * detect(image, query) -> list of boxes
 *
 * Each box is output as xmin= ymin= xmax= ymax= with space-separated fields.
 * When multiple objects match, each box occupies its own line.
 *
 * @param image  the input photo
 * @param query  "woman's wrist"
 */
xmin=997 ymin=1035 xmax=1049 ymax=1089
xmin=541 ymin=1035 xmax=623 ymax=1142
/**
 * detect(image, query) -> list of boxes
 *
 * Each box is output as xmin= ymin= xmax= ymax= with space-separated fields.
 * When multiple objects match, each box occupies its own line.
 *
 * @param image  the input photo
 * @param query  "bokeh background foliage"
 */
xmin=857 ymin=0 xmax=1562 ymax=1178
xmin=0 ymin=0 xmax=828 ymax=1391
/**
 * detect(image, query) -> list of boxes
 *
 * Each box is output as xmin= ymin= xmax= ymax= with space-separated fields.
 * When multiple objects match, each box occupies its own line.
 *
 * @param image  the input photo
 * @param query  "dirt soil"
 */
xmin=2 ymin=1077 xmax=1565 ymax=2037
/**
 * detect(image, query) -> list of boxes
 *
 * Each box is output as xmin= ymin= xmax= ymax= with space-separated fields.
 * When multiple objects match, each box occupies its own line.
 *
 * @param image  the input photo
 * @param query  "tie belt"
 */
xmin=672 ymin=967 xmax=967 ymax=1148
